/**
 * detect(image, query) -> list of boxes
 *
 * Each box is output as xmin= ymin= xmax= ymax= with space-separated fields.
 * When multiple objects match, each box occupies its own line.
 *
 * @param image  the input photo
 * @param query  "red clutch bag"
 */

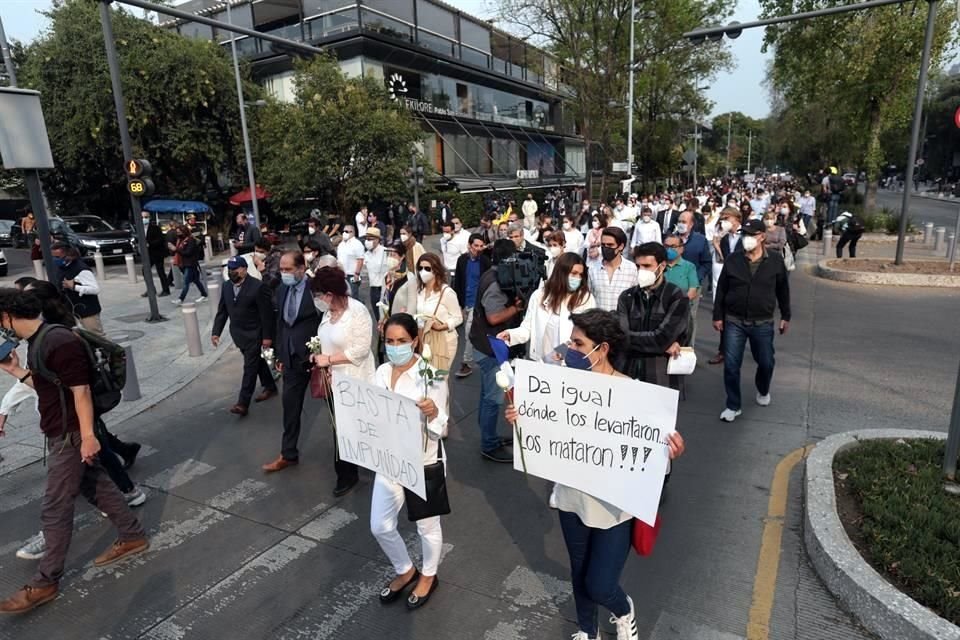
xmin=632 ymin=514 xmax=662 ymax=556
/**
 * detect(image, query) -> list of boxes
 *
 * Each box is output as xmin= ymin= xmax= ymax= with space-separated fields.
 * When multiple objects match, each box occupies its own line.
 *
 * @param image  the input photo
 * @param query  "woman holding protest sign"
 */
xmin=311 ymin=266 xmax=376 ymax=497
xmin=370 ymin=313 xmax=449 ymax=610
xmin=506 ymin=309 xmax=685 ymax=640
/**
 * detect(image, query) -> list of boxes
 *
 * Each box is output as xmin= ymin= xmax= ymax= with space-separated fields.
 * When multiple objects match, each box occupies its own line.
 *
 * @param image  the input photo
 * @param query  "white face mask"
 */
xmin=343 ymin=232 xmax=353 ymax=240
xmin=562 ymin=222 xmax=572 ymax=230
xmin=364 ymin=239 xmax=375 ymax=250
xmin=635 ymin=268 xmax=657 ymax=288
xmin=308 ymin=226 xmax=316 ymax=235
xmin=418 ymin=268 xmax=435 ymax=284
xmin=742 ymin=235 xmax=760 ymax=251
xmin=641 ymin=215 xmax=651 ymax=223
xmin=442 ymin=233 xmax=452 ymax=241
xmin=314 ymin=296 xmax=330 ymax=313
xmin=720 ymin=220 xmax=733 ymax=232
xmin=303 ymin=252 xmax=315 ymax=262
xmin=676 ymin=223 xmax=689 ymax=235
xmin=779 ymin=208 xmax=789 ymax=215
xmin=591 ymin=220 xmax=600 ymax=229
xmin=386 ymin=256 xmax=400 ymax=271
xmin=549 ymin=245 xmax=563 ymax=258
xmin=400 ymin=233 xmax=410 ymax=242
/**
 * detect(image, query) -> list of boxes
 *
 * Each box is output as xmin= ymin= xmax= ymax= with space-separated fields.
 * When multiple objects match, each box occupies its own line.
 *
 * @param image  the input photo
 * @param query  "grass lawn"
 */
xmin=834 ymin=439 xmax=960 ymax=625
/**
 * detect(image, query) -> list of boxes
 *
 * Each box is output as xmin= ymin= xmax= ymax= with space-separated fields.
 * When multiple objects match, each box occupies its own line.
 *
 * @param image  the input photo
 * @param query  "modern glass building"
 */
xmin=166 ymin=0 xmax=587 ymax=193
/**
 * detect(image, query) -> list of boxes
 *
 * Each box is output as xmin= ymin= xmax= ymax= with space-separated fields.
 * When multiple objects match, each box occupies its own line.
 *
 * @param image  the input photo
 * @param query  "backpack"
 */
xmin=847 ymin=216 xmax=865 ymax=234
xmin=29 ymin=325 xmax=127 ymax=422
xmin=828 ymin=175 xmax=846 ymax=195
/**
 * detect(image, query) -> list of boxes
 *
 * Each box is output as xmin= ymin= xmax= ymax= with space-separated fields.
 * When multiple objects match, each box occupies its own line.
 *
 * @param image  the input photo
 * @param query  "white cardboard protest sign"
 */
xmin=332 ymin=373 xmax=426 ymax=500
xmin=512 ymin=360 xmax=678 ymax=525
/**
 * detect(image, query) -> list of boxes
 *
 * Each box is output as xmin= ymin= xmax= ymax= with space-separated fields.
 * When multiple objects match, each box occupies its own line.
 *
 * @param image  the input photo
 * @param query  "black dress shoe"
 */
xmin=406 ymin=576 xmax=439 ymax=610
xmin=122 ymin=443 xmax=142 ymax=470
xmin=379 ymin=569 xmax=419 ymax=604
xmin=333 ymin=477 xmax=359 ymax=497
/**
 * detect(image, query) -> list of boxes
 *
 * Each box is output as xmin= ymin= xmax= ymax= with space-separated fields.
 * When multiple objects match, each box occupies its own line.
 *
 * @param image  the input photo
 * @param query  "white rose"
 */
xmin=421 ymin=344 xmax=432 ymax=363
xmin=495 ymin=371 xmax=511 ymax=390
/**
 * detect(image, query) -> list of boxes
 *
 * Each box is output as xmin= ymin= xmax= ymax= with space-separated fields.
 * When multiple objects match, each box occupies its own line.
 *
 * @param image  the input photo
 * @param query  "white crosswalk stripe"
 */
xmin=483 ymin=566 xmax=573 ymax=640
xmin=143 ymin=458 xmax=216 ymax=491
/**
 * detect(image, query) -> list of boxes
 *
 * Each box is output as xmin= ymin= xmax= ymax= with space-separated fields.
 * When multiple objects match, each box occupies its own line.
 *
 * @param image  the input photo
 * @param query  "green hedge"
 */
xmin=835 ymin=439 xmax=960 ymax=625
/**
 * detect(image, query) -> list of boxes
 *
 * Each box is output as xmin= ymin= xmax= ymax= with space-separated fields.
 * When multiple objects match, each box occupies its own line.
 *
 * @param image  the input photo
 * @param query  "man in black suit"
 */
xmin=262 ymin=251 xmax=320 ymax=473
xmin=658 ymin=197 xmax=680 ymax=238
xmin=212 ymin=256 xmax=278 ymax=417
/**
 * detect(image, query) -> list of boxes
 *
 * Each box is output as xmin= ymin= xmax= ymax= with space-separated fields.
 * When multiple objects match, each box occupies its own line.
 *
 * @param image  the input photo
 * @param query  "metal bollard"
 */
xmin=181 ymin=302 xmax=203 ymax=357
xmin=93 ymin=251 xmax=106 ymax=281
xmin=204 ymin=235 xmax=214 ymax=263
xmin=206 ymin=278 xmax=220 ymax=306
xmin=121 ymin=344 xmax=142 ymax=402
xmin=947 ymin=233 xmax=956 ymax=260
xmin=822 ymin=229 xmax=833 ymax=256
xmin=32 ymin=259 xmax=45 ymax=279
xmin=124 ymin=254 xmax=137 ymax=283
xmin=934 ymin=226 xmax=946 ymax=252
xmin=172 ymin=264 xmax=184 ymax=291
xmin=924 ymin=222 xmax=934 ymax=243
xmin=229 ymin=242 xmax=237 ymax=257
xmin=216 ymin=232 xmax=225 ymax=253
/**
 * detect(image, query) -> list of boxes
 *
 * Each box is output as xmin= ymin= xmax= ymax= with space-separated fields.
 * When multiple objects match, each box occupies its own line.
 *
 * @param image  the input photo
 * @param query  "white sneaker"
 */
xmin=756 ymin=393 xmax=771 ymax=406
xmin=549 ymin=486 xmax=558 ymax=509
xmin=611 ymin=595 xmax=639 ymax=640
xmin=124 ymin=487 xmax=147 ymax=507
xmin=570 ymin=632 xmax=598 ymax=640
xmin=171 ymin=298 xmax=182 ymax=306
xmin=719 ymin=408 xmax=742 ymax=422
xmin=195 ymin=296 xmax=207 ymax=303
xmin=15 ymin=532 xmax=46 ymax=560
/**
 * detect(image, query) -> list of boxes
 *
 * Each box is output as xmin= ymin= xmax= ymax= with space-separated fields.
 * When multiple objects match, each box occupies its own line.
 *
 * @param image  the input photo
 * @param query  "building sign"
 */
xmin=517 ymin=169 xmax=539 ymax=180
xmin=387 ymin=73 xmax=408 ymax=102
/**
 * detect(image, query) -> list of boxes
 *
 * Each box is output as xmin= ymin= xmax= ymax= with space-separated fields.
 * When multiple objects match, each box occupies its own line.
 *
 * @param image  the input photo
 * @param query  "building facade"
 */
xmin=166 ymin=0 xmax=586 ymax=193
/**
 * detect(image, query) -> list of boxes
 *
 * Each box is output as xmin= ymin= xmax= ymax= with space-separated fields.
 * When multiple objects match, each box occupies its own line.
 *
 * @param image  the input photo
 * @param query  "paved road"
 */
xmin=876 ymin=190 xmax=960 ymax=229
xmin=0 ymin=267 xmax=957 ymax=639
xmin=2 ymin=247 xmax=140 ymax=279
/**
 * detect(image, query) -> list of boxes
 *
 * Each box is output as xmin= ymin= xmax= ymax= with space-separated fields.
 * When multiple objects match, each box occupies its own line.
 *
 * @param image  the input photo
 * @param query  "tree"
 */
xmin=14 ymin=0 xmax=249 ymax=221
xmin=759 ymin=0 xmax=957 ymax=212
xmin=251 ymin=55 xmax=423 ymax=215
xmin=494 ymin=0 xmax=734 ymax=194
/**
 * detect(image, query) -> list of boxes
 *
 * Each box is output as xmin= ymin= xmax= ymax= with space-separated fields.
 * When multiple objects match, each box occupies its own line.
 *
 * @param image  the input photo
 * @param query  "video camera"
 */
xmin=496 ymin=251 xmax=545 ymax=303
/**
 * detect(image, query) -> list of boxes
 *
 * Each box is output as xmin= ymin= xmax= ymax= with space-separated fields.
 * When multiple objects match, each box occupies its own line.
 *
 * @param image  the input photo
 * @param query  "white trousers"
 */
xmin=370 ymin=473 xmax=443 ymax=577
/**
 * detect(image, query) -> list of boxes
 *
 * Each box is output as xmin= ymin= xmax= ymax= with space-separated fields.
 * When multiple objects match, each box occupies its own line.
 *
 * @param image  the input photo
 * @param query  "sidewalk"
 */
xmin=0 ymin=254 xmax=236 ymax=476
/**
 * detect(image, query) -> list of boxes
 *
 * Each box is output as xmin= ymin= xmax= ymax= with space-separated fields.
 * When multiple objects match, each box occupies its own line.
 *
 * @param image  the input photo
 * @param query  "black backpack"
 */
xmin=847 ymin=216 xmax=865 ymax=234
xmin=29 ymin=325 xmax=127 ymax=424
xmin=828 ymin=175 xmax=846 ymax=195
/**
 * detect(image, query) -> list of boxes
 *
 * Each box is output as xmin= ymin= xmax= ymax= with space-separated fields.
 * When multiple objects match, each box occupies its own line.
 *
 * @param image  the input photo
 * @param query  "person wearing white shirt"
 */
xmin=798 ymin=191 xmax=816 ymax=231
xmin=372 ymin=314 xmax=449 ymax=610
xmin=438 ymin=221 xmax=465 ymax=274
xmin=355 ymin=206 xmax=369 ymax=238
xmin=588 ymin=227 xmax=638 ymax=311
xmin=630 ymin=206 xmax=662 ymax=248
xmin=337 ymin=225 xmax=366 ymax=298
xmin=362 ymin=228 xmax=389 ymax=321
xmin=521 ymin=193 xmax=538 ymax=231
xmin=561 ymin=214 xmax=584 ymax=255
xmin=451 ymin=218 xmax=471 ymax=257
xmin=544 ymin=234 xmax=566 ymax=279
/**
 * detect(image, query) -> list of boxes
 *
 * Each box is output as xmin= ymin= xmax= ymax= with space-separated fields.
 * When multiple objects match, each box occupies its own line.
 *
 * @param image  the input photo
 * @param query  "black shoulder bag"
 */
xmin=404 ymin=439 xmax=451 ymax=522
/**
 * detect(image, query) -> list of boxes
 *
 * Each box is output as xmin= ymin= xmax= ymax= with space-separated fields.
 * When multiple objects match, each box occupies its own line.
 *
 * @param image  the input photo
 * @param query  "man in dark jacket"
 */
xmin=212 ymin=256 xmax=277 ymax=417
xmin=232 ymin=212 xmax=261 ymax=255
xmin=144 ymin=222 xmax=171 ymax=297
xmin=713 ymin=219 xmax=791 ymax=423
xmin=173 ymin=226 xmax=208 ymax=305
xmin=617 ymin=242 xmax=688 ymax=386
xmin=453 ymin=233 xmax=491 ymax=378
xmin=51 ymin=243 xmax=104 ymax=335
xmin=262 ymin=251 xmax=319 ymax=474
xmin=301 ymin=217 xmax=334 ymax=256
xmin=408 ymin=203 xmax=429 ymax=242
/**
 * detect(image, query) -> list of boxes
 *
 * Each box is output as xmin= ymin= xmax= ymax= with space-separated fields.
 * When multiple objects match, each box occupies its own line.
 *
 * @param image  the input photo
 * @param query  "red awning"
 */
xmin=229 ymin=185 xmax=271 ymax=205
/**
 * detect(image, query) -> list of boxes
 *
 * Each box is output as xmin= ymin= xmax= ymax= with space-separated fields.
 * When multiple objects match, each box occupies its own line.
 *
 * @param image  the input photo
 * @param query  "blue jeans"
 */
xmin=475 ymin=352 xmax=505 ymax=452
xmin=559 ymin=510 xmax=632 ymax=637
xmin=827 ymin=194 xmax=841 ymax=224
xmin=722 ymin=319 xmax=775 ymax=411
xmin=179 ymin=265 xmax=208 ymax=301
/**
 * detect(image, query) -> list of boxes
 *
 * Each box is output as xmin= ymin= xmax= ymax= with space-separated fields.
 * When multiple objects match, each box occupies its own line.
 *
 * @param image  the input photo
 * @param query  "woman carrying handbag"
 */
xmin=371 ymin=313 xmax=449 ymax=610
xmin=506 ymin=309 xmax=685 ymax=640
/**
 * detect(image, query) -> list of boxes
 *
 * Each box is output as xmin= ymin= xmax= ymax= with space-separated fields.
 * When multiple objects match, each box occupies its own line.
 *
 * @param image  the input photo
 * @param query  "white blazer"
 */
xmin=504 ymin=286 xmax=596 ymax=362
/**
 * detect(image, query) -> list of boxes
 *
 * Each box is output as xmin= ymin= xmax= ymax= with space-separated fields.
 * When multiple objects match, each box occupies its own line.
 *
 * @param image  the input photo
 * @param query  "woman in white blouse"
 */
xmin=506 ymin=310 xmax=685 ymax=640
xmin=372 ymin=313 xmax=448 ymax=610
xmin=562 ymin=213 xmax=584 ymax=255
xmin=310 ymin=266 xmax=377 ymax=497
xmin=413 ymin=253 xmax=463 ymax=374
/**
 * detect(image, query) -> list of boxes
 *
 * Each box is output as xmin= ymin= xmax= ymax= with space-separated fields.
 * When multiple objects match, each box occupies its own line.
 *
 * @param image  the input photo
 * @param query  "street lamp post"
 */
xmin=626 ymin=0 xmax=635 ymax=178
xmin=227 ymin=0 xmax=261 ymax=230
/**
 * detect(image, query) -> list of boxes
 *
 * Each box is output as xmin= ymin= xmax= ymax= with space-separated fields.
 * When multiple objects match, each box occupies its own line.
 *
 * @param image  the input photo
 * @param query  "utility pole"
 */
xmin=747 ymin=130 xmax=753 ymax=174
xmin=411 ymin=152 xmax=420 ymax=213
xmin=725 ymin=112 xmax=732 ymax=176
xmin=0 ymin=14 xmax=16 ymax=86
xmin=693 ymin=122 xmax=699 ymax=187
xmin=227 ymin=0 xmax=261 ymax=230
xmin=626 ymin=0 xmax=635 ymax=178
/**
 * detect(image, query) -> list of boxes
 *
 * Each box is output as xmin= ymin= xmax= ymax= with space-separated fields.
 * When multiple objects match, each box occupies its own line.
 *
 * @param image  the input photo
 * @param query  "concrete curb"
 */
xmin=804 ymin=429 xmax=960 ymax=640
xmin=817 ymin=258 xmax=960 ymax=288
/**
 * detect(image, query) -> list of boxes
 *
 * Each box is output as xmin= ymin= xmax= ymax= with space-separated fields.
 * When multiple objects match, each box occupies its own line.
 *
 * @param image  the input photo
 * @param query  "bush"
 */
xmin=835 ymin=439 xmax=960 ymax=625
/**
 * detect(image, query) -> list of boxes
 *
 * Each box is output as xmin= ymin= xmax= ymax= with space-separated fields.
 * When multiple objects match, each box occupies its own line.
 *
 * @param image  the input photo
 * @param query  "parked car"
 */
xmin=842 ymin=172 xmax=858 ymax=186
xmin=0 ymin=249 xmax=8 ymax=276
xmin=61 ymin=215 xmax=137 ymax=261
xmin=0 ymin=220 xmax=13 ymax=247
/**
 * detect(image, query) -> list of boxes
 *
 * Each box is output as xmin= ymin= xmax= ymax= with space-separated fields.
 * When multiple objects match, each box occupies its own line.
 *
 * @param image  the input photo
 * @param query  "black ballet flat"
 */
xmin=405 ymin=576 xmax=439 ymax=611
xmin=379 ymin=569 xmax=419 ymax=604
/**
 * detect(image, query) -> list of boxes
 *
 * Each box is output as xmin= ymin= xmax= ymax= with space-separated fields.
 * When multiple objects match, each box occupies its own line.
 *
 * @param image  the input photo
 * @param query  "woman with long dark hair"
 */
xmin=413 ymin=253 xmax=462 ymax=375
xmin=370 ymin=313 xmax=448 ymax=610
xmin=507 ymin=309 xmax=685 ymax=640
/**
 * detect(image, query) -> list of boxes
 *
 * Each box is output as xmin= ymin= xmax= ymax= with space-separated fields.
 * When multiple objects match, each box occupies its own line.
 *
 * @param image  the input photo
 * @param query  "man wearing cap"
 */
xmin=361 ymin=228 xmax=388 ymax=321
xmin=713 ymin=219 xmax=791 ymax=423
xmin=212 ymin=257 xmax=278 ymax=417
xmin=232 ymin=211 xmax=261 ymax=255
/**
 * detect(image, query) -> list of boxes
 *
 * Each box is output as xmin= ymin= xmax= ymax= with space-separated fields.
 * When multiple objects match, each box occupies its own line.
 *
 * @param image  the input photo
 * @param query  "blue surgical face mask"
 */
xmin=281 ymin=272 xmax=301 ymax=287
xmin=385 ymin=343 xmax=415 ymax=366
xmin=567 ymin=276 xmax=582 ymax=292
xmin=564 ymin=343 xmax=600 ymax=370
xmin=665 ymin=248 xmax=679 ymax=261
xmin=54 ymin=257 xmax=68 ymax=268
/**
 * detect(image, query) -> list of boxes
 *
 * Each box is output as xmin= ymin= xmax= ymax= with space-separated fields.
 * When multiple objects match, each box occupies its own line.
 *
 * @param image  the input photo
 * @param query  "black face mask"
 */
xmin=601 ymin=246 xmax=619 ymax=262
xmin=228 ymin=272 xmax=243 ymax=284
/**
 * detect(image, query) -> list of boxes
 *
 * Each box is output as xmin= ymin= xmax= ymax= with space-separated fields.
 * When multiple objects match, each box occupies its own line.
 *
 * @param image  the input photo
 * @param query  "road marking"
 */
xmin=297 ymin=506 xmax=357 ymax=541
xmin=144 ymin=459 xmax=215 ymax=491
xmin=746 ymin=445 xmax=814 ymax=640
xmin=483 ymin=566 xmax=572 ymax=640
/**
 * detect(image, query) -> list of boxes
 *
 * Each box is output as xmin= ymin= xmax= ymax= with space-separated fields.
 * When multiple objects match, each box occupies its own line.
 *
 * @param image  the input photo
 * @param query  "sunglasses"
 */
xmin=418 ymin=266 xmax=433 ymax=273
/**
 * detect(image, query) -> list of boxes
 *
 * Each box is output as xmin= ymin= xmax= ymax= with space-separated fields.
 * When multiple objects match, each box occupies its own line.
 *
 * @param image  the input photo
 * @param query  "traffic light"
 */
xmin=125 ymin=158 xmax=155 ymax=198
xmin=406 ymin=166 xmax=425 ymax=190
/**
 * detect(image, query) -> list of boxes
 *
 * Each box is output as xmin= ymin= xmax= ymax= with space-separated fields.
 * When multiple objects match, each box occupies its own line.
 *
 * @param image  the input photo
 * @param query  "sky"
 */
xmin=0 ymin=0 xmax=772 ymax=119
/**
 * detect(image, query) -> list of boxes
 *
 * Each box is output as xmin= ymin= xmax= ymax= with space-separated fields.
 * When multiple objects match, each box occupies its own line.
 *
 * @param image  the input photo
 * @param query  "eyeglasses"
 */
xmin=418 ymin=266 xmax=432 ymax=273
